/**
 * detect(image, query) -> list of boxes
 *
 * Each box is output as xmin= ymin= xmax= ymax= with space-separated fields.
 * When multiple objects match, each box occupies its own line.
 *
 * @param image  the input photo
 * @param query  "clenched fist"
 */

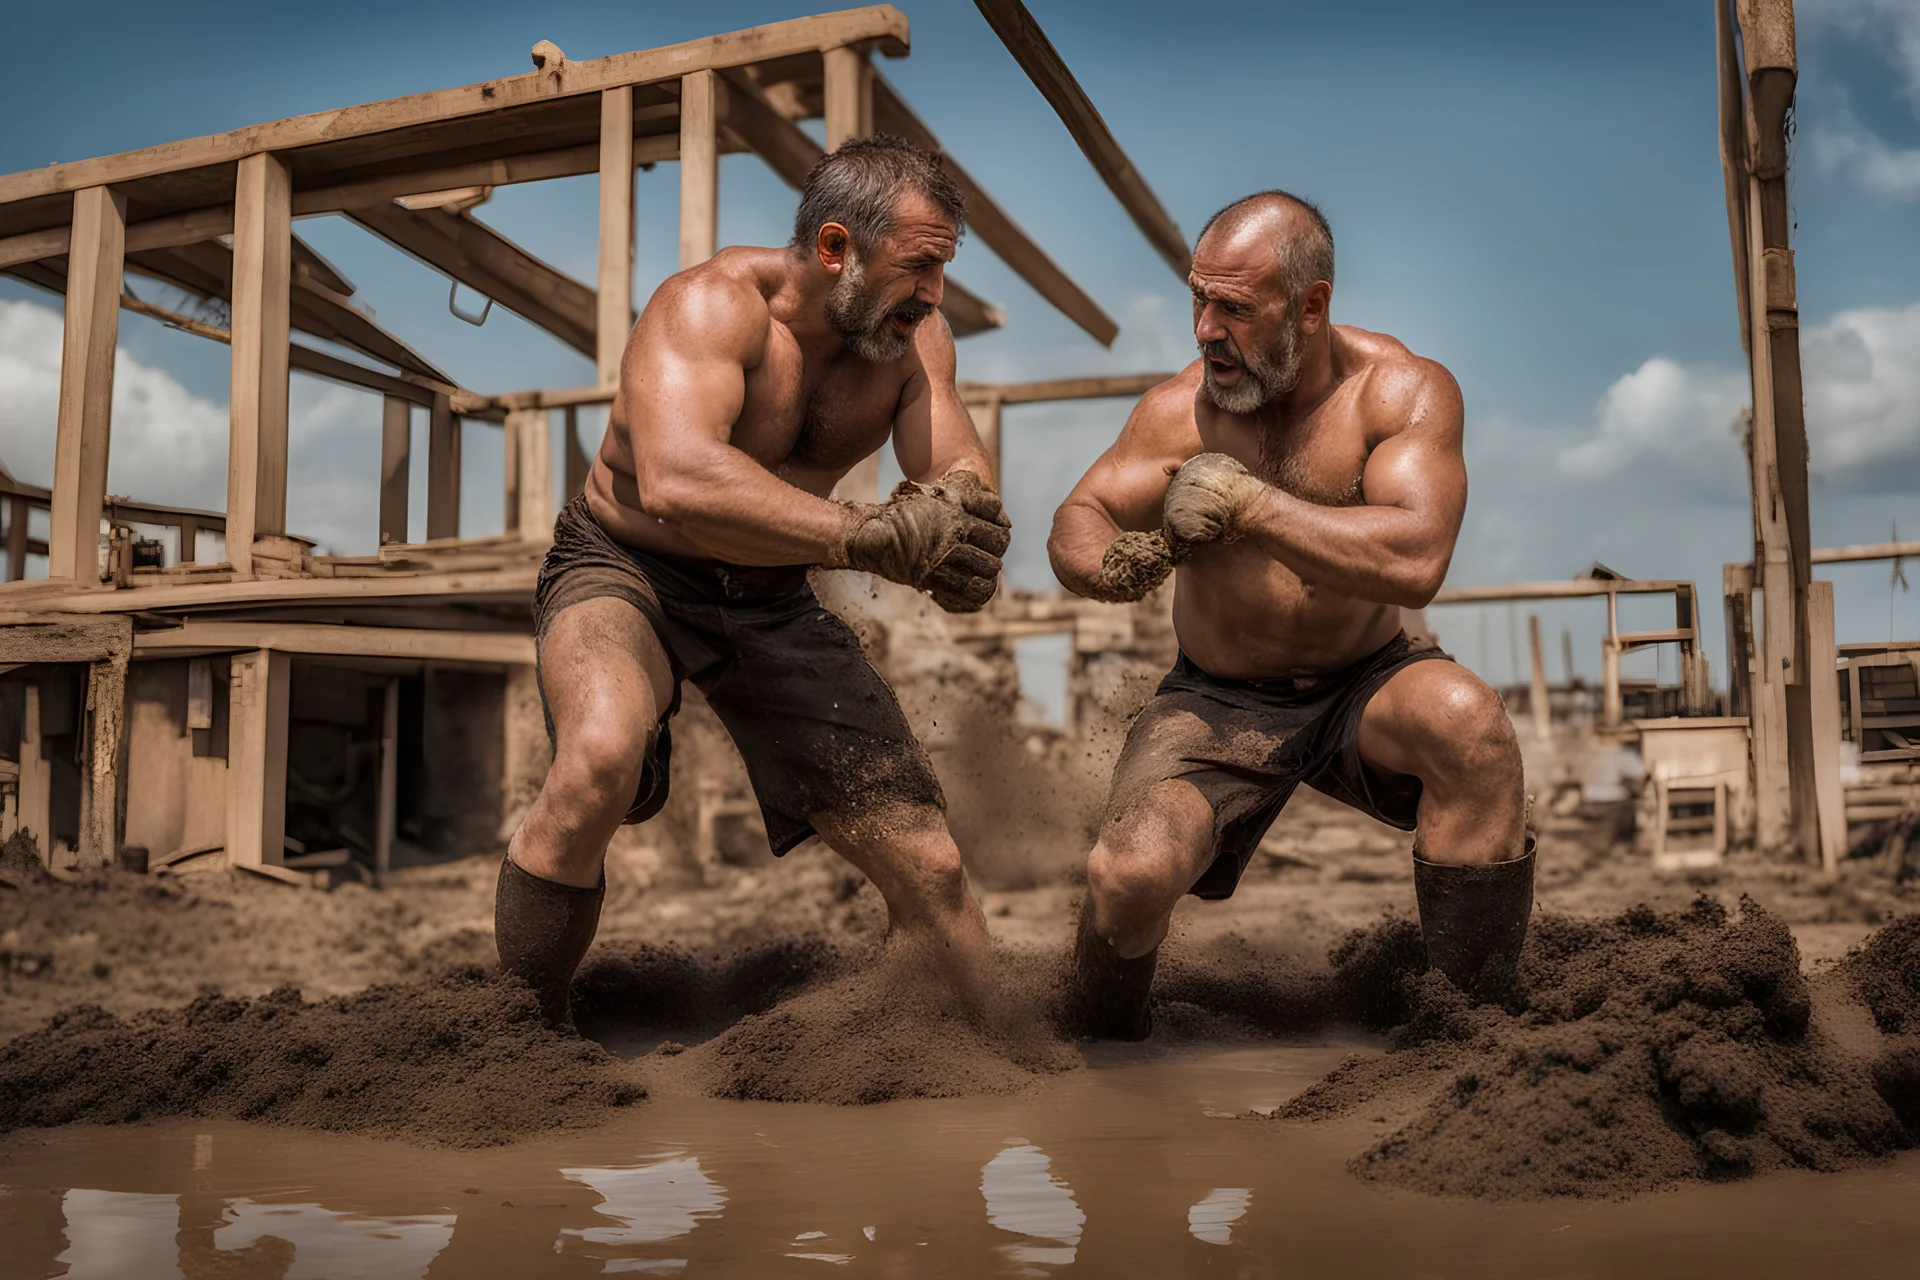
xmin=1084 ymin=530 xmax=1174 ymax=603
xmin=828 ymin=470 xmax=1011 ymax=612
xmin=1162 ymin=452 xmax=1268 ymax=555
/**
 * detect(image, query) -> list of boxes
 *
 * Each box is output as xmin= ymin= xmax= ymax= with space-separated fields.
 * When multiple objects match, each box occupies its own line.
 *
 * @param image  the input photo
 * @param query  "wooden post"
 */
xmin=514 ymin=409 xmax=553 ymax=543
xmin=76 ymin=650 xmax=128 ymax=868
xmin=824 ymin=46 xmax=878 ymax=504
xmin=379 ymin=394 xmax=410 ymax=545
xmin=376 ymin=675 xmax=398 ymax=887
xmin=598 ymin=86 xmax=635 ymax=388
xmin=563 ymin=405 xmax=590 ymax=500
xmin=227 ymin=153 xmax=293 ymax=578
xmin=1806 ymin=580 xmax=1845 ymax=871
xmin=177 ymin=516 xmax=199 ymax=566
xmin=17 ymin=680 xmax=51 ymax=863
xmin=1723 ymin=561 xmax=1754 ymax=719
xmin=1528 ymin=613 xmax=1551 ymax=741
xmin=1561 ymin=629 xmax=1575 ymax=686
xmin=425 ymin=392 xmax=460 ymax=540
xmin=49 ymin=185 xmax=127 ymax=581
xmin=5 ymin=495 xmax=27 ymax=580
xmin=966 ymin=394 xmax=1005 ymax=488
xmin=678 ymin=70 xmax=721 ymax=269
xmin=1601 ymin=589 xmax=1622 ymax=728
xmin=1676 ymin=583 xmax=1705 ymax=714
xmin=502 ymin=410 xmax=523 ymax=537
xmin=226 ymin=649 xmax=290 ymax=868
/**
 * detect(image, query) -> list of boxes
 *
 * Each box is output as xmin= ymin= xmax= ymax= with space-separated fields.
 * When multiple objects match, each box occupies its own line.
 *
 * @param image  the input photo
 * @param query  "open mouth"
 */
xmin=1206 ymin=357 xmax=1242 ymax=381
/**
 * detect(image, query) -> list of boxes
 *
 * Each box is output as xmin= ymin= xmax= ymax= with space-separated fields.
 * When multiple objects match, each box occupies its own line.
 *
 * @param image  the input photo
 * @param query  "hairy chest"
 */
xmin=732 ymin=336 xmax=903 ymax=473
xmin=1199 ymin=400 xmax=1373 ymax=509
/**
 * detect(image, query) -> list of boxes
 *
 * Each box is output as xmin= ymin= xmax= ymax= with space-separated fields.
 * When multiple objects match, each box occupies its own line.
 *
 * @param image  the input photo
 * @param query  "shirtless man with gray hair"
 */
xmin=498 ymin=136 xmax=1010 ymax=1027
xmin=1049 ymin=190 xmax=1532 ymax=1038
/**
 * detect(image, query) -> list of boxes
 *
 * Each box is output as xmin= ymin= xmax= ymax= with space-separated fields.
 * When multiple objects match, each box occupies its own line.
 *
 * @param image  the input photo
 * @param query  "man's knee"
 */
xmin=1409 ymin=673 xmax=1522 ymax=791
xmin=547 ymin=721 xmax=652 ymax=822
xmin=1085 ymin=837 xmax=1182 ymax=950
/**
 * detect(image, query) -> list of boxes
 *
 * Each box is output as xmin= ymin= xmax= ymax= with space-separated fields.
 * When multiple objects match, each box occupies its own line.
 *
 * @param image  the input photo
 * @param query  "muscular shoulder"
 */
xmin=1334 ymin=326 xmax=1462 ymax=445
xmin=635 ymin=246 xmax=785 ymax=367
xmin=1122 ymin=362 xmax=1208 ymax=458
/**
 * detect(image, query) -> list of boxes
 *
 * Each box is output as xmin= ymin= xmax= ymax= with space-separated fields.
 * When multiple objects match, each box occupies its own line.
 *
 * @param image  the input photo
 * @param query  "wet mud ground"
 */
xmin=6 ymin=791 xmax=1920 ymax=1275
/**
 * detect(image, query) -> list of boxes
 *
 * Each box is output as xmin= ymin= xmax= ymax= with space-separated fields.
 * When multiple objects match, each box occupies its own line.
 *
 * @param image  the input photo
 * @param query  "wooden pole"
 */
xmin=1806 ymin=580 xmax=1845 ymax=872
xmin=226 ymin=154 xmax=293 ymax=578
xmin=49 ymin=185 xmax=127 ymax=581
xmin=502 ymin=410 xmax=523 ymax=537
xmin=966 ymin=394 xmax=1004 ymax=488
xmin=376 ymin=675 xmax=398 ymax=887
xmin=678 ymin=70 xmax=721 ymax=269
xmin=77 ymin=650 xmax=128 ymax=868
xmin=824 ymin=46 xmax=880 ymax=505
xmin=516 ymin=409 xmax=554 ymax=544
xmin=597 ymin=86 xmax=635 ymax=388
xmin=1602 ymin=590 xmax=1622 ymax=729
xmin=1723 ymin=561 xmax=1754 ymax=719
xmin=226 ymin=649 xmax=290 ymax=868
xmin=379 ymin=395 xmax=411 ymax=545
xmin=17 ymin=680 xmax=51 ymax=863
xmin=1528 ymin=613 xmax=1551 ymax=741
xmin=425 ymin=392 xmax=460 ymax=540
xmin=6 ymin=495 xmax=28 ymax=580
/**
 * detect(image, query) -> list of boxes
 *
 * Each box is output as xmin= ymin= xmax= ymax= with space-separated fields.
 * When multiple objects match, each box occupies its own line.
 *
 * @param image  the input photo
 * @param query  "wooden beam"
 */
xmin=1528 ymin=613 xmax=1551 ymax=741
xmin=958 ymin=371 xmax=1173 ymax=404
xmin=5 ymin=562 xmax=539 ymax=613
xmin=966 ymin=395 xmax=1003 ymax=488
xmin=1431 ymin=579 xmax=1694 ymax=605
xmin=869 ymin=73 xmax=1118 ymax=346
xmin=823 ymin=45 xmax=873 ymax=149
xmin=49 ymin=185 xmax=127 ymax=581
xmin=679 ymin=71 xmax=722 ymax=269
xmin=17 ymin=680 xmax=50 ymax=860
xmin=0 ymin=8 xmax=911 ymax=206
xmin=426 ymin=393 xmax=460 ymax=541
xmin=226 ymin=648 xmax=290 ymax=868
xmin=347 ymin=203 xmax=598 ymax=357
xmin=938 ymin=278 xmax=1005 ymax=338
xmin=507 ymin=408 xmax=553 ymax=543
xmin=293 ymin=140 xmax=671 ymax=216
xmin=78 ymin=648 xmax=129 ymax=868
xmin=6 ymin=495 xmax=28 ymax=581
xmin=1811 ymin=540 xmax=1920 ymax=565
xmin=1715 ymin=0 xmax=1752 ymax=358
xmin=599 ymin=86 xmax=636 ymax=385
xmin=1806 ymin=580 xmax=1845 ymax=873
xmin=134 ymin=621 xmax=536 ymax=664
xmin=227 ymin=153 xmax=294 ymax=579
xmin=972 ymin=0 xmax=1189 ymax=277
xmin=376 ymin=676 xmax=398 ymax=886
xmin=380 ymin=395 xmax=411 ymax=546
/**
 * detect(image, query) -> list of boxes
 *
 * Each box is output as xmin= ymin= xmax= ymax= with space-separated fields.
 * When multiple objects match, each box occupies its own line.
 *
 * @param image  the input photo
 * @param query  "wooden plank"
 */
xmin=346 ymin=203 xmax=597 ymax=357
xmin=598 ymin=86 xmax=636 ymax=386
xmin=823 ymin=45 xmax=873 ymax=149
xmin=1811 ymin=540 xmax=1920 ymax=566
xmin=1715 ymin=0 xmax=1752 ymax=357
xmin=971 ymin=0 xmax=1189 ymax=277
xmin=13 ymin=562 xmax=539 ymax=613
xmin=510 ymin=409 xmax=554 ymax=543
xmin=380 ymin=395 xmax=411 ymax=546
xmin=869 ymin=73 xmax=1118 ymax=346
xmin=49 ymin=186 xmax=127 ymax=581
xmin=134 ymin=621 xmax=535 ymax=664
xmin=1432 ymin=579 xmax=1694 ymax=605
xmin=1807 ymin=581 xmax=1846 ymax=872
xmin=16 ymin=681 xmax=50 ymax=861
xmin=0 ymin=9 xmax=911 ymax=207
xmin=958 ymin=372 xmax=1173 ymax=404
xmin=679 ymin=71 xmax=722 ymax=269
xmin=1528 ymin=613 xmax=1551 ymax=741
xmin=226 ymin=648 xmax=290 ymax=868
xmin=0 ymin=615 xmax=133 ymax=664
xmin=7 ymin=495 xmax=29 ymax=581
xmin=226 ymin=154 xmax=293 ymax=579
xmin=77 ymin=649 xmax=129 ymax=868
xmin=938 ymin=278 xmax=1005 ymax=338
xmin=426 ymin=393 xmax=460 ymax=541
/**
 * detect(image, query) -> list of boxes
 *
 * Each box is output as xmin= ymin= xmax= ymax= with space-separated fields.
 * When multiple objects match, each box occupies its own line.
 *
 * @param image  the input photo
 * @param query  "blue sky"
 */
xmin=1 ymin=0 xmax=1915 ymax=689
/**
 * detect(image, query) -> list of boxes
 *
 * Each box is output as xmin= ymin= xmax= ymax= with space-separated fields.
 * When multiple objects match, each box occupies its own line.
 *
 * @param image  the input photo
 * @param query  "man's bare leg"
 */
xmin=500 ymin=598 xmax=675 ymax=1025
xmin=1073 ymin=779 xmax=1216 ymax=1039
xmin=1357 ymin=660 xmax=1532 ymax=1002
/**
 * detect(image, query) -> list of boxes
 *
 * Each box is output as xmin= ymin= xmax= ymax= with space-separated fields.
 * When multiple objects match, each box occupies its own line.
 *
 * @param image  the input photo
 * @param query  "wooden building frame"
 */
xmin=0 ymin=6 xmax=1184 ymax=870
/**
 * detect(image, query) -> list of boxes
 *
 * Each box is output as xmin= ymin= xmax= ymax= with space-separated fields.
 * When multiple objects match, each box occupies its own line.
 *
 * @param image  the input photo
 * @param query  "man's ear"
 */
xmin=1299 ymin=280 xmax=1333 ymax=334
xmin=816 ymin=222 xmax=852 ymax=273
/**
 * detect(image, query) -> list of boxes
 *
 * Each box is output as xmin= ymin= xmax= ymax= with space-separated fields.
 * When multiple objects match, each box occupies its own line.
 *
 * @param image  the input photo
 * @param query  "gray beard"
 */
xmin=827 ymin=256 xmax=919 ymax=364
xmin=1200 ymin=316 xmax=1304 ymax=414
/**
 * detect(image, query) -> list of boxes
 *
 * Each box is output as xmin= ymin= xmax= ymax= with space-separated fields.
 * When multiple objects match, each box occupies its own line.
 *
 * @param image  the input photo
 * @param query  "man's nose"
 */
xmin=918 ymin=267 xmax=945 ymax=309
xmin=1195 ymin=303 xmax=1228 ymax=343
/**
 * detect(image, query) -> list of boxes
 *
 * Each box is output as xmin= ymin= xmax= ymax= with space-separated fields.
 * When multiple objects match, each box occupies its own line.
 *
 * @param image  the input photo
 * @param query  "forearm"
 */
xmin=1239 ymin=490 xmax=1450 ymax=608
xmin=641 ymin=447 xmax=858 ymax=566
xmin=1048 ymin=500 xmax=1122 ymax=599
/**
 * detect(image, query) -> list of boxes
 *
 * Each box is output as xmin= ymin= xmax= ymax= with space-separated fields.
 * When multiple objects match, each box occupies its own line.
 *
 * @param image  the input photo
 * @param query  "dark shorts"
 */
xmin=532 ymin=494 xmax=945 ymax=856
xmin=1107 ymin=633 xmax=1451 ymax=900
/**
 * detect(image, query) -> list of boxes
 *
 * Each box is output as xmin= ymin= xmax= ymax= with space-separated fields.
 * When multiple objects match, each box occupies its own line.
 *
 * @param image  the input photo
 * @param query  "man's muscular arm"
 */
xmin=891 ymin=312 xmax=997 ymax=488
xmin=1172 ymin=361 xmax=1466 ymax=608
xmin=1048 ymin=376 xmax=1194 ymax=602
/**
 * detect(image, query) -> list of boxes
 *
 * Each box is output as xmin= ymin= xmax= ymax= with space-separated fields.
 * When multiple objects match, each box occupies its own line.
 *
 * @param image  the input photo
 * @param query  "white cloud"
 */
xmin=1805 ymin=99 xmax=1920 ymax=197
xmin=1552 ymin=302 xmax=1920 ymax=499
xmin=0 ymin=298 xmax=386 ymax=557
xmin=1806 ymin=0 xmax=1920 ymax=102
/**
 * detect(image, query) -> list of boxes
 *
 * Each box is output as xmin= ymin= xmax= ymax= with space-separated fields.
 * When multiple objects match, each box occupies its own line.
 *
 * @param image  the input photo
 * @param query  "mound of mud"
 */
xmin=571 ymin=936 xmax=839 ymax=1037
xmin=1844 ymin=915 xmax=1920 ymax=1132
xmin=1282 ymin=898 xmax=1910 ymax=1199
xmin=677 ymin=944 xmax=1081 ymax=1104
xmin=0 ymin=967 xmax=643 ymax=1147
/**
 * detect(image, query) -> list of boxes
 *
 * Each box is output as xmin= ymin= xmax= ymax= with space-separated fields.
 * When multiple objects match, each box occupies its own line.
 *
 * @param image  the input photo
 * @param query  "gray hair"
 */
xmin=791 ymin=134 xmax=967 ymax=258
xmin=1198 ymin=190 xmax=1335 ymax=299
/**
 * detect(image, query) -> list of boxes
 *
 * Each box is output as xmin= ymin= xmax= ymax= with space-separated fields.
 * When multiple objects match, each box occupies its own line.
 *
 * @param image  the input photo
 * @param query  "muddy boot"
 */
xmin=494 ymin=856 xmax=604 ymax=1030
xmin=1068 ymin=911 xmax=1157 ymax=1041
xmin=1412 ymin=837 xmax=1535 ymax=1006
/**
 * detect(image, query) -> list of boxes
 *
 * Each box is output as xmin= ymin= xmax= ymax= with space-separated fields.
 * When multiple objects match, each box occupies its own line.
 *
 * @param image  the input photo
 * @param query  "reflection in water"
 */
xmin=54 ymin=1189 xmax=183 ymax=1280
xmin=980 ymin=1142 xmax=1084 ymax=1269
xmin=213 ymin=1199 xmax=455 ymax=1279
xmin=560 ymin=1150 xmax=726 ymax=1272
xmin=1187 ymin=1187 xmax=1252 ymax=1245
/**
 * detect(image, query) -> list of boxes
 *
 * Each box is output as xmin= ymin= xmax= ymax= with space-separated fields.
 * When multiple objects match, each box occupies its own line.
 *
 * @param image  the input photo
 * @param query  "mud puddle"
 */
xmin=7 ymin=1040 xmax=1920 ymax=1279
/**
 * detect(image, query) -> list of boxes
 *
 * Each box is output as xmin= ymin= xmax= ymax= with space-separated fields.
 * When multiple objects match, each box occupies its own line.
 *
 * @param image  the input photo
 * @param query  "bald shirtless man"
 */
xmin=496 ymin=136 xmax=1010 ymax=1027
xmin=1049 ymin=191 xmax=1532 ymax=1039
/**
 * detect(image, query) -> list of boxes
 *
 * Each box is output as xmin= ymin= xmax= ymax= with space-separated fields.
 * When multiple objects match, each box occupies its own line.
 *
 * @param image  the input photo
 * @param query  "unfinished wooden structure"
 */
xmin=0 ymin=6 xmax=1184 ymax=872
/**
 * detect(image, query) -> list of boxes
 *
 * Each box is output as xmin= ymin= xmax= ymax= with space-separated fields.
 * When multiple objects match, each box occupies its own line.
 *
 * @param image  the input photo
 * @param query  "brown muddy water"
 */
xmin=5 ymin=1038 xmax=1920 ymax=1280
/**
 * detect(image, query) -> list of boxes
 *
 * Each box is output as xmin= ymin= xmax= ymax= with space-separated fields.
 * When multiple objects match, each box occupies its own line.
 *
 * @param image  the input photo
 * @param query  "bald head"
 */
xmin=1196 ymin=190 xmax=1335 ymax=303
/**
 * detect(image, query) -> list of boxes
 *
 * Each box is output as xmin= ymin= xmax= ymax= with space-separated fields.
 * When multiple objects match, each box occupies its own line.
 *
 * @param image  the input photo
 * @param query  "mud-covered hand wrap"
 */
xmin=1162 ymin=452 xmax=1269 ymax=556
xmin=828 ymin=469 xmax=1011 ymax=613
xmin=1084 ymin=530 xmax=1174 ymax=603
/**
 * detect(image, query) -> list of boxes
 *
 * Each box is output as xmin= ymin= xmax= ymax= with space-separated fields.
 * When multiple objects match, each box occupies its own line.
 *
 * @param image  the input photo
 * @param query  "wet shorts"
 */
xmin=532 ymin=494 xmax=945 ymax=855
xmin=1106 ymin=633 xmax=1451 ymax=900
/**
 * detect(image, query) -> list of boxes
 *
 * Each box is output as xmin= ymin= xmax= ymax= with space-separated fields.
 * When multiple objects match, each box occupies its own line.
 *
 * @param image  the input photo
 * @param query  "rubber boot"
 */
xmin=1412 ymin=837 xmax=1535 ymax=1006
xmin=1068 ymin=907 xmax=1156 ymax=1041
xmin=494 ymin=856 xmax=604 ymax=1030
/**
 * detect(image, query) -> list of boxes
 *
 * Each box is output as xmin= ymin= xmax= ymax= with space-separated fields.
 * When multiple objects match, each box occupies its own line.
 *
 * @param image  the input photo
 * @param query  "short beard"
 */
xmin=1200 ymin=303 xmax=1304 ymax=414
xmin=826 ymin=253 xmax=928 ymax=364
